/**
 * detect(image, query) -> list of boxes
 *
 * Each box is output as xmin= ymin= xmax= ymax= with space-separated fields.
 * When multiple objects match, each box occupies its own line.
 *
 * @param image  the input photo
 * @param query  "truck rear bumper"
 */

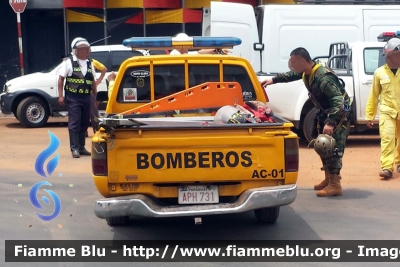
xmin=94 ymin=184 xmax=297 ymax=219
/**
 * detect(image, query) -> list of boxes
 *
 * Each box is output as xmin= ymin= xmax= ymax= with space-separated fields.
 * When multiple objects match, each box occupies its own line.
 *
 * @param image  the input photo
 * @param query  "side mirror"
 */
xmin=96 ymin=91 xmax=108 ymax=102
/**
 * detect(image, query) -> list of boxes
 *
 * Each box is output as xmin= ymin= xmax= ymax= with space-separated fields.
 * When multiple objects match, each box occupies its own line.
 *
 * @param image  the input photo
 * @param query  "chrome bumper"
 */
xmin=94 ymin=184 xmax=297 ymax=219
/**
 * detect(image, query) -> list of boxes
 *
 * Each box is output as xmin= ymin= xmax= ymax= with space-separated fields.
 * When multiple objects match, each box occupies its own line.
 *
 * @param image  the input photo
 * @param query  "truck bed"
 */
xmin=97 ymin=114 xmax=290 ymax=130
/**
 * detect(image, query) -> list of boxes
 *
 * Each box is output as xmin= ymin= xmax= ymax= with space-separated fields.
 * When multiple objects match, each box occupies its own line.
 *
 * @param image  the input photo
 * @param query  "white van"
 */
xmin=0 ymin=45 xmax=144 ymax=127
xmin=203 ymin=2 xmax=400 ymax=74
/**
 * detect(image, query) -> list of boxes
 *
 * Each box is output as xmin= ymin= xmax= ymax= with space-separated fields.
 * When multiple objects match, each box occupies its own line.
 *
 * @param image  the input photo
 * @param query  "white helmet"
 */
xmin=383 ymin=38 xmax=400 ymax=55
xmin=214 ymin=105 xmax=249 ymax=124
xmin=174 ymin=33 xmax=191 ymax=41
xmin=71 ymin=37 xmax=90 ymax=55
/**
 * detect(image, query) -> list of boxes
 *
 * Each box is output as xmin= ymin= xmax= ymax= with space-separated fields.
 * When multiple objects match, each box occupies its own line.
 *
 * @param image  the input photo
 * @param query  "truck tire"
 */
xmin=254 ymin=207 xmax=280 ymax=224
xmin=106 ymin=216 xmax=129 ymax=226
xmin=302 ymin=107 xmax=318 ymax=143
xmin=303 ymin=107 xmax=351 ymax=143
xmin=16 ymin=97 xmax=49 ymax=128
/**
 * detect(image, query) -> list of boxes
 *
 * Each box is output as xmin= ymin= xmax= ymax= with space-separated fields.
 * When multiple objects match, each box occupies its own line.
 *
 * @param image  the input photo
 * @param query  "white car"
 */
xmin=0 ymin=45 xmax=147 ymax=127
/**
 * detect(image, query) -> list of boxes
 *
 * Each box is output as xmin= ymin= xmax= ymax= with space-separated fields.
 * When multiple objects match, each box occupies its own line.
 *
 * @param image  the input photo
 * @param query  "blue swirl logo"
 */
xmin=29 ymin=131 xmax=62 ymax=221
xmin=34 ymin=131 xmax=60 ymax=178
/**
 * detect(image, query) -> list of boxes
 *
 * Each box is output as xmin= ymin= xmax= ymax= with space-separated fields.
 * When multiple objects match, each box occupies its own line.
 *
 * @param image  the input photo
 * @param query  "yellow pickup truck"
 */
xmin=91 ymin=35 xmax=298 ymax=226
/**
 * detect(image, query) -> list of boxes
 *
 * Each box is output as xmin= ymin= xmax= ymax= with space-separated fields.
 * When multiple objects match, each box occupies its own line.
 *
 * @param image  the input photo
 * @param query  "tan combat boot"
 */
xmin=316 ymin=174 xmax=343 ymax=197
xmin=314 ymin=168 xmax=330 ymax=190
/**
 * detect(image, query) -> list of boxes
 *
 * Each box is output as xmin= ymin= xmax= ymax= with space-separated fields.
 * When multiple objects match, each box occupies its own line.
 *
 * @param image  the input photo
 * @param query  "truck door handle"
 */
xmin=361 ymin=80 xmax=372 ymax=85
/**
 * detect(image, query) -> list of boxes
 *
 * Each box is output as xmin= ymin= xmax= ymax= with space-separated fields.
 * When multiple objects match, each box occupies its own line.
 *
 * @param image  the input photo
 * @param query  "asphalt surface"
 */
xmin=0 ymin=115 xmax=399 ymax=267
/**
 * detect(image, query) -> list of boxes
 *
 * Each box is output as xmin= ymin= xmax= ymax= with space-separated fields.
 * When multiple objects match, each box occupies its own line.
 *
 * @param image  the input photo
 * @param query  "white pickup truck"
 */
xmin=205 ymin=2 xmax=394 ymax=141
xmin=257 ymin=41 xmax=384 ymax=142
xmin=0 ymin=45 xmax=147 ymax=127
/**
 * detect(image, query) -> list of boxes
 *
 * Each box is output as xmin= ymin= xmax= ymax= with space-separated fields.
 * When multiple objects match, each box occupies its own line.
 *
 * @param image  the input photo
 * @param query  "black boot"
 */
xmin=69 ymin=130 xmax=80 ymax=158
xmin=79 ymin=131 xmax=91 ymax=156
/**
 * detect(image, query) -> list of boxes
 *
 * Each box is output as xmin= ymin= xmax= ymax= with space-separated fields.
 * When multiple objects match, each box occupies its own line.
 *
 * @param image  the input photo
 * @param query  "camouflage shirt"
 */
xmin=272 ymin=63 xmax=349 ymax=126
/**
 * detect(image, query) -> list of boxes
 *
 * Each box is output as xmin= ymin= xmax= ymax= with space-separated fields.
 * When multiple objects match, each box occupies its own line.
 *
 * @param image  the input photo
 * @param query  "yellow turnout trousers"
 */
xmin=379 ymin=113 xmax=400 ymax=172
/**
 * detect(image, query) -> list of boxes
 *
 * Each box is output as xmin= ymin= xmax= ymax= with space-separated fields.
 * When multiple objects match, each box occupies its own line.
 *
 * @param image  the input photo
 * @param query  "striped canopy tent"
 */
xmin=63 ymin=0 xmax=292 ymax=49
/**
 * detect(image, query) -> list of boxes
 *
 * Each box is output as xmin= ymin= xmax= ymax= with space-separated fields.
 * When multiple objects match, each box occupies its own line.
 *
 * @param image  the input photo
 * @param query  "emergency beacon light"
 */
xmin=377 ymin=31 xmax=400 ymax=42
xmin=122 ymin=33 xmax=242 ymax=50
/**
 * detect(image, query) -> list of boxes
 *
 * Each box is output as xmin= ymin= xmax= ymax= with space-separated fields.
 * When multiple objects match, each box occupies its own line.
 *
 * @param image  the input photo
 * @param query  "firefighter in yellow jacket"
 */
xmin=366 ymin=37 xmax=400 ymax=179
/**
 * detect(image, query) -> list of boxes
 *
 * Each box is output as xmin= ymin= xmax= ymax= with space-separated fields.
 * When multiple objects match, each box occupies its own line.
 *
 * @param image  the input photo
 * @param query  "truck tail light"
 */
xmin=284 ymin=138 xmax=299 ymax=172
xmin=92 ymin=142 xmax=108 ymax=176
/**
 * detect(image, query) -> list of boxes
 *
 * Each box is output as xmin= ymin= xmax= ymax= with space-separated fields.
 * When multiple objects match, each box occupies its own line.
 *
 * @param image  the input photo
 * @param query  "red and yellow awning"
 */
xmin=124 ymin=9 xmax=203 ymax=25
xmin=66 ymin=9 xmax=103 ymax=23
xmin=64 ymin=0 xmax=104 ymax=9
xmin=64 ymin=0 xmax=280 ymax=24
xmin=64 ymin=0 xmax=261 ymax=9
xmin=66 ymin=9 xmax=203 ymax=24
xmin=64 ymin=0 xmax=183 ymax=9
xmin=185 ymin=0 xmax=257 ymax=9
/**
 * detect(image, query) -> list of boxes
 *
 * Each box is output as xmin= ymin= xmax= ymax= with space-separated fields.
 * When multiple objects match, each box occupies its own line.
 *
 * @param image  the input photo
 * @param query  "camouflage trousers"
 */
xmin=312 ymin=110 xmax=351 ymax=175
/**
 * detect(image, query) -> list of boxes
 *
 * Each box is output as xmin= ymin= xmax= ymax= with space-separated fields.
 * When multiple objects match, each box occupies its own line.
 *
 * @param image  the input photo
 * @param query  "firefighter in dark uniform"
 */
xmin=57 ymin=37 xmax=98 ymax=158
xmin=261 ymin=47 xmax=351 ymax=197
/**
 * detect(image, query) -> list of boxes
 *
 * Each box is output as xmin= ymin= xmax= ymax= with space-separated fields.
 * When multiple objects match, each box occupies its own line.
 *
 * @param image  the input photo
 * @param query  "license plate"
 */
xmin=178 ymin=185 xmax=219 ymax=204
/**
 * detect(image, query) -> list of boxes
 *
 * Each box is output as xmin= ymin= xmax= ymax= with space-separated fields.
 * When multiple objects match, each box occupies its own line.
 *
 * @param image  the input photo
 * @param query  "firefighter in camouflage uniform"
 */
xmin=261 ymin=47 xmax=351 ymax=197
xmin=58 ymin=37 xmax=98 ymax=158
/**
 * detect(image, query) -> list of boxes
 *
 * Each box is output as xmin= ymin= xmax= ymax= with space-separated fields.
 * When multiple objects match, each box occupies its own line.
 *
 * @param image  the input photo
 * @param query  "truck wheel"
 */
xmin=254 ymin=207 xmax=280 ymax=224
xmin=106 ymin=216 xmax=129 ymax=226
xmin=302 ymin=107 xmax=318 ymax=143
xmin=16 ymin=97 xmax=49 ymax=128
xmin=303 ymin=108 xmax=351 ymax=143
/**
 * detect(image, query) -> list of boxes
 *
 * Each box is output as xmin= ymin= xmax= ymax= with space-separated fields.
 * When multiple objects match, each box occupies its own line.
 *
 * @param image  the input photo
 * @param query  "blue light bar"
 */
xmin=122 ymin=34 xmax=242 ymax=50
xmin=193 ymin=37 xmax=241 ymax=47
xmin=123 ymin=37 xmax=172 ymax=48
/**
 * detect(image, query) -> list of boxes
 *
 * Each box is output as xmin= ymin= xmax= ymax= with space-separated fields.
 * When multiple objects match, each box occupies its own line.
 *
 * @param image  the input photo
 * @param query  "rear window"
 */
xmin=117 ymin=66 xmax=151 ymax=103
xmin=116 ymin=62 xmax=256 ymax=103
xmin=154 ymin=64 xmax=185 ymax=96
xmin=189 ymin=64 xmax=220 ymax=88
xmin=223 ymin=65 xmax=256 ymax=101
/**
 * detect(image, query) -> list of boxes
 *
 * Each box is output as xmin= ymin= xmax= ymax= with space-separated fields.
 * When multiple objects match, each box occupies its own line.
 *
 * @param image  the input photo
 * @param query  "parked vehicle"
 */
xmin=0 ymin=45 xmax=144 ymax=127
xmin=203 ymin=1 xmax=400 ymax=141
xmin=260 ymin=40 xmax=387 ymax=142
xmin=91 ymin=35 xmax=299 ymax=226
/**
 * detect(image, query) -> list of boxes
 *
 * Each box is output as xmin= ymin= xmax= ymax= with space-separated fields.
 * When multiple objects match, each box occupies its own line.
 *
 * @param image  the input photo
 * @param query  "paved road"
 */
xmin=0 ymin=116 xmax=399 ymax=267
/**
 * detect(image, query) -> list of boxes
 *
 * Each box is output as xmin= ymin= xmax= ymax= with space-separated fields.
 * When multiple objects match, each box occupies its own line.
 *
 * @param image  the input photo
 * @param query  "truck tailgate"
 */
xmin=106 ymin=126 xmax=287 ymax=184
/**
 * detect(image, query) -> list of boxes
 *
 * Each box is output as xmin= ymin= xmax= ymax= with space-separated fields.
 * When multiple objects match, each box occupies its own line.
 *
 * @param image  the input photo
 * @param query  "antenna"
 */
xmin=90 ymin=36 xmax=112 ymax=46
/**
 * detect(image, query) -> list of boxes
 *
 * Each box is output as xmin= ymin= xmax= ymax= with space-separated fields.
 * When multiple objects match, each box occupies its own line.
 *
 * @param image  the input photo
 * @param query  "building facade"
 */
xmin=0 ymin=0 xmax=295 ymax=88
